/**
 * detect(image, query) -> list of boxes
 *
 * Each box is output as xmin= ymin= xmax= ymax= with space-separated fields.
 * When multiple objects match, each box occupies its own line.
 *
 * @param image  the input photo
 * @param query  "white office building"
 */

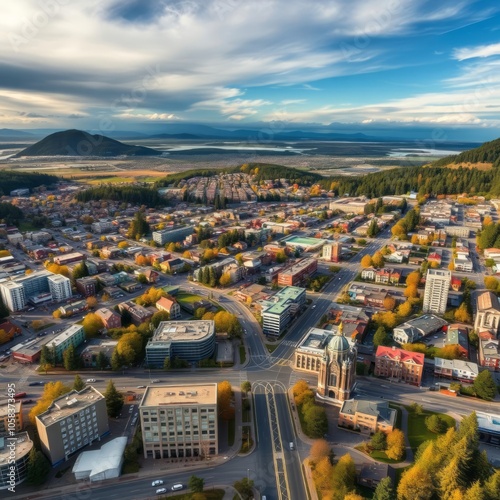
xmin=422 ymin=269 xmax=451 ymax=315
xmin=48 ymin=274 xmax=72 ymax=302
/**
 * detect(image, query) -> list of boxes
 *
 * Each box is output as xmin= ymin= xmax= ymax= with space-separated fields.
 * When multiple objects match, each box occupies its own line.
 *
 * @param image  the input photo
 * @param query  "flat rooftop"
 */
xmin=150 ymin=320 xmax=214 ymax=344
xmin=279 ymin=257 xmax=316 ymax=277
xmin=0 ymin=432 xmax=33 ymax=461
xmin=141 ymin=383 xmax=217 ymax=407
xmin=0 ymin=400 xmax=21 ymax=417
xmin=296 ymin=326 xmax=355 ymax=353
xmin=37 ymin=386 xmax=105 ymax=427
xmin=50 ymin=324 xmax=84 ymax=349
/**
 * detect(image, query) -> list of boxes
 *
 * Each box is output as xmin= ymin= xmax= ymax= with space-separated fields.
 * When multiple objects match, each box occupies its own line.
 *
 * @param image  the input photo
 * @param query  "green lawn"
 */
xmin=176 ymin=292 xmax=205 ymax=303
xmin=405 ymin=408 xmax=455 ymax=451
xmin=239 ymin=345 xmax=246 ymax=364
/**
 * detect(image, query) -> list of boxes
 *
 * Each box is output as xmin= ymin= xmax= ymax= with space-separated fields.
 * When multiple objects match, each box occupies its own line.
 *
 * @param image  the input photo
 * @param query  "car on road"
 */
xmin=151 ymin=379 xmax=161 ymax=383
xmin=152 ymin=480 xmax=163 ymax=487
xmin=136 ymin=385 xmax=146 ymax=389
xmin=171 ymin=484 xmax=183 ymax=491
xmin=86 ymin=379 xmax=96 ymax=383
xmin=312 ymin=304 xmax=316 ymax=309
xmin=28 ymin=381 xmax=43 ymax=386
xmin=156 ymin=487 xmax=167 ymax=494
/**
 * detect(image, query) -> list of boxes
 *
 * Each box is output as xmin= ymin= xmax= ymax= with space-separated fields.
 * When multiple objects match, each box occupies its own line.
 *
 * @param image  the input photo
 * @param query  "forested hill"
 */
xmin=14 ymin=129 xmax=161 ymax=157
xmin=0 ymin=171 xmax=58 ymax=196
xmin=432 ymin=137 xmax=500 ymax=168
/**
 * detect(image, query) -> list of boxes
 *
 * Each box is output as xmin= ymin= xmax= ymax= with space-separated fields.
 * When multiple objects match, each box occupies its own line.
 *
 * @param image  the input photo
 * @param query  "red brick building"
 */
xmin=277 ymin=258 xmax=317 ymax=286
xmin=374 ymin=346 xmax=424 ymax=386
xmin=95 ymin=307 xmax=121 ymax=329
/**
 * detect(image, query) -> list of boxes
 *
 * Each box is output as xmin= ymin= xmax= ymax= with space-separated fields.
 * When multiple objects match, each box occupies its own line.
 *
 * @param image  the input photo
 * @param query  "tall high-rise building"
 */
xmin=47 ymin=274 xmax=72 ymax=301
xmin=422 ymin=269 xmax=451 ymax=315
xmin=323 ymin=242 xmax=342 ymax=262
xmin=0 ymin=281 xmax=25 ymax=311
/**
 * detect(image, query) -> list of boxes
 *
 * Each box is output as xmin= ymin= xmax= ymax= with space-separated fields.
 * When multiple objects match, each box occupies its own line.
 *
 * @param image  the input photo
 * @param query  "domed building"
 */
xmin=317 ymin=323 xmax=357 ymax=402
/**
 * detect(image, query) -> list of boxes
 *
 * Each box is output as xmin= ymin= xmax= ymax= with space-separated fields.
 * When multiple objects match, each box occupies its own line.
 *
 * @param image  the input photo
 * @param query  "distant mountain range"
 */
xmin=14 ymin=129 xmax=161 ymax=157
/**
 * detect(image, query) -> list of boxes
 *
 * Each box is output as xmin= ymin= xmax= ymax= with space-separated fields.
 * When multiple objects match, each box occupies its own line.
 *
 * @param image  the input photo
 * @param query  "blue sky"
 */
xmin=2 ymin=0 xmax=500 ymax=140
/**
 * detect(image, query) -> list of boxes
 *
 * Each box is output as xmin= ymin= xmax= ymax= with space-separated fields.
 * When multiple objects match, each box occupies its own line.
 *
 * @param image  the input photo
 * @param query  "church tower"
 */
xmin=317 ymin=322 xmax=356 ymax=402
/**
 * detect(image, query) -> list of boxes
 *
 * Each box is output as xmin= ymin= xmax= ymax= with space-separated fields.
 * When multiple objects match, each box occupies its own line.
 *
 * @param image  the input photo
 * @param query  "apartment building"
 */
xmin=260 ymin=286 xmax=306 ymax=336
xmin=0 ymin=281 xmax=25 ymax=311
xmin=95 ymin=307 xmax=121 ymax=329
xmin=277 ymin=257 xmax=317 ymax=286
xmin=47 ymin=274 xmax=72 ymax=302
xmin=322 ymin=242 xmax=342 ymax=262
xmin=422 ymin=269 xmax=451 ymax=315
xmin=75 ymin=277 xmax=97 ymax=297
xmin=36 ymin=386 xmax=109 ymax=466
xmin=374 ymin=346 xmax=424 ymax=386
xmin=49 ymin=324 xmax=86 ymax=363
xmin=145 ymin=320 xmax=215 ymax=368
xmin=152 ymin=226 xmax=194 ymax=246
xmin=139 ymin=384 xmax=218 ymax=459
xmin=118 ymin=301 xmax=154 ymax=326
xmin=0 ymin=401 xmax=23 ymax=436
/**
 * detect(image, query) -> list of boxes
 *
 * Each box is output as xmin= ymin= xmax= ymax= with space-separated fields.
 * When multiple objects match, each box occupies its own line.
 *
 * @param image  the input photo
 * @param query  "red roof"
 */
xmin=375 ymin=346 xmax=424 ymax=366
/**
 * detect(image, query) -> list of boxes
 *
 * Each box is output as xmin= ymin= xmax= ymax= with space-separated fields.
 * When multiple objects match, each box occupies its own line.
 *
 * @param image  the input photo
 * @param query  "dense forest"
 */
xmin=0 ymin=202 xmax=24 ymax=224
xmin=433 ymin=137 xmax=500 ymax=167
xmin=319 ymin=166 xmax=500 ymax=198
xmin=75 ymin=185 xmax=164 ymax=206
xmin=0 ymin=171 xmax=58 ymax=196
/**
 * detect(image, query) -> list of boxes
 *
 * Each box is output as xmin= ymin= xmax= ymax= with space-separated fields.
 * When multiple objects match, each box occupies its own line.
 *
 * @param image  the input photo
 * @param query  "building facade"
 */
xmin=434 ymin=358 xmax=479 ymax=382
xmin=277 ymin=257 xmax=317 ymax=286
xmin=36 ymin=386 xmax=109 ymax=466
xmin=152 ymin=226 xmax=194 ymax=246
xmin=95 ymin=308 xmax=121 ymax=329
xmin=422 ymin=269 xmax=451 ymax=315
xmin=155 ymin=297 xmax=181 ymax=319
xmin=260 ymin=286 xmax=306 ymax=336
xmin=139 ymin=384 xmax=218 ymax=459
xmin=474 ymin=291 xmax=500 ymax=335
xmin=317 ymin=323 xmax=357 ymax=402
xmin=322 ymin=242 xmax=342 ymax=262
xmin=374 ymin=346 xmax=424 ymax=386
xmin=48 ymin=324 xmax=86 ymax=363
xmin=47 ymin=274 xmax=72 ymax=302
xmin=339 ymin=400 xmax=396 ymax=434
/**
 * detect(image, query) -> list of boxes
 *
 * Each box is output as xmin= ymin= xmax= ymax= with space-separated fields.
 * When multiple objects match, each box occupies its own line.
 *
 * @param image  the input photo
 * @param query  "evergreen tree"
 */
xmin=73 ymin=374 xmax=85 ymax=391
xmin=373 ymin=477 xmax=395 ymax=500
xmin=62 ymin=344 xmax=79 ymax=371
xmin=464 ymin=481 xmax=485 ymax=500
xmin=473 ymin=370 xmax=497 ymax=401
xmin=104 ymin=380 xmax=124 ymax=418
xmin=127 ymin=210 xmax=150 ymax=240
xmin=26 ymin=448 xmax=50 ymax=486
xmin=96 ymin=351 xmax=108 ymax=370
xmin=483 ymin=470 xmax=500 ymax=500
xmin=40 ymin=345 xmax=53 ymax=369
xmin=439 ymin=457 xmax=462 ymax=500
xmin=188 ymin=475 xmax=205 ymax=493
xmin=208 ymin=266 xmax=217 ymax=287
xmin=72 ymin=261 xmax=89 ymax=281
xmin=111 ymin=350 xmax=123 ymax=371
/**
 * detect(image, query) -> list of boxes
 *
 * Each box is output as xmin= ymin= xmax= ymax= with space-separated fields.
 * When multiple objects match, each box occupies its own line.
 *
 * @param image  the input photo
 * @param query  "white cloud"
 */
xmin=453 ymin=42 xmax=500 ymax=61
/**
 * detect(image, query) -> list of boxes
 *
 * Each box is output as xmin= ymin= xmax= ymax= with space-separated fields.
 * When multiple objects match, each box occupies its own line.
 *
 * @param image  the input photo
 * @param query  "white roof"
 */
xmin=72 ymin=437 xmax=127 ymax=480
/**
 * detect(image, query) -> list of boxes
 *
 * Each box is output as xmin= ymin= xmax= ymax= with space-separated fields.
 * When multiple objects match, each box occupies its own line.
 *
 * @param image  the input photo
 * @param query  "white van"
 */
xmin=171 ymin=484 xmax=183 ymax=491
xmin=289 ymin=442 xmax=294 ymax=451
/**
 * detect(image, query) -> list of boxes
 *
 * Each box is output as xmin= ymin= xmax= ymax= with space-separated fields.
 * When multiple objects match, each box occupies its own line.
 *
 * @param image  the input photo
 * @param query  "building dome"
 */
xmin=327 ymin=322 xmax=350 ymax=354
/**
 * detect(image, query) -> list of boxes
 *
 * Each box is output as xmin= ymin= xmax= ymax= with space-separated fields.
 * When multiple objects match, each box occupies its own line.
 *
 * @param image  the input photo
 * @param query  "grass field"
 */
xmin=405 ymin=408 xmax=455 ymax=451
xmin=176 ymin=292 xmax=205 ymax=304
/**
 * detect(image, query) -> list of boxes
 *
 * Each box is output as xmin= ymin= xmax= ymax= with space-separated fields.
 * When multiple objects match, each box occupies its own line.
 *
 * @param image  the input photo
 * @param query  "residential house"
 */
xmin=155 ymin=296 xmax=181 ymax=319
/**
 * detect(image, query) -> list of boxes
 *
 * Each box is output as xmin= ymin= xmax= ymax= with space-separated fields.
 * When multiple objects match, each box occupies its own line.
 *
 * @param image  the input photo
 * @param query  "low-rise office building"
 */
xmin=139 ymin=383 xmax=218 ymax=459
xmin=260 ymin=286 xmax=306 ymax=336
xmin=392 ymin=314 xmax=447 ymax=344
xmin=145 ymin=320 xmax=216 ymax=368
xmin=434 ymin=358 xmax=479 ymax=382
xmin=339 ymin=400 xmax=396 ymax=435
xmin=152 ymin=226 xmax=194 ymax=245
xmin=36 ymin=386 xmax=109 ymax=466
xmin=277 ymin=257 xmax=317 ymax=286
